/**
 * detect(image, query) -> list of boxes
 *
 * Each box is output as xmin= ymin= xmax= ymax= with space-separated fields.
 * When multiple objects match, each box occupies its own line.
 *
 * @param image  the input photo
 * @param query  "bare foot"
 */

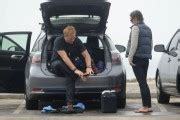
xmin=134 ymin=107 xmax=153 ymax=113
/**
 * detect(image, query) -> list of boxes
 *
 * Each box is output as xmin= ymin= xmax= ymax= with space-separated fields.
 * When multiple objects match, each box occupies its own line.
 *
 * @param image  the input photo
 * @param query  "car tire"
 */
xmin=117 ymin=97 xmax=126 ymax=108
xmin=0 ymin=82 xmax=7 ymax=92
xmin=176 ymin=74 xmax=180 ymax=92
xmin=0 ymin=86 xmax=6 ymax=92
xmin=117 ymin=78 xmax=126 ymax=108
xmin=25 ymin=94 xmax=38 ymax=110
xmin=156 ymin=73 xmax=170 ymax=104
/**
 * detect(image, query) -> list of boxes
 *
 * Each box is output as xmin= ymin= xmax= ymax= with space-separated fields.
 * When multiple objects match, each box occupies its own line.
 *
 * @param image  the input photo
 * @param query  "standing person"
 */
xmin=51 ymin=25 xmax=94 ymax=112
xmin=126 ymin=10 xmax=153 ymax=113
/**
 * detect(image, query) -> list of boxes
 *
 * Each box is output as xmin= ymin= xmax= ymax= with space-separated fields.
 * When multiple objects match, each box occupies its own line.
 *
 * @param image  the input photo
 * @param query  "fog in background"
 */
xmin=1 ymin=0 xmax=180 ymax=79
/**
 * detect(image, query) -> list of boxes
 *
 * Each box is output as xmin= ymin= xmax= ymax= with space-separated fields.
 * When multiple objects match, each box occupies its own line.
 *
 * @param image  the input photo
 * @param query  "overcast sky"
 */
xmin=0 ymin=0 xmax=180 ymax=79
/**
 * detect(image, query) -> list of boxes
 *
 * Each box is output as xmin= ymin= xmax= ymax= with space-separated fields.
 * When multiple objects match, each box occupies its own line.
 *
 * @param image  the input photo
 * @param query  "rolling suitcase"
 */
xmin=101 ymin=90 xmax=117 ymax=113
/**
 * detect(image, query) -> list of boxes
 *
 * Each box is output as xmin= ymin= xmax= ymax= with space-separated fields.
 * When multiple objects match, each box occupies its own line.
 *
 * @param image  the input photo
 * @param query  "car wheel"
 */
xmin=156 ymin=74 xmax=170 ymax=104
xmin=0 ymin=83 xmax=7 ymax=92
xmin=176 ymin=74 xmax=180 ymax=92
xmin=117 ymin=97 xmax=126 ymax=108
xmin=0 ymin=86 xmax=6 ymax=92
xmin=25 ymin=94 xmax=38 ymax=110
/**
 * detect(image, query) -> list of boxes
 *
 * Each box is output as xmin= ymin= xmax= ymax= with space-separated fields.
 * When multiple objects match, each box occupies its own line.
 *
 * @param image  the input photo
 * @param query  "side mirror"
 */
xmin=154 ymin=44 xmax=166 ymax=52
xmin=115 ymin=45 xmax=126 ymax=53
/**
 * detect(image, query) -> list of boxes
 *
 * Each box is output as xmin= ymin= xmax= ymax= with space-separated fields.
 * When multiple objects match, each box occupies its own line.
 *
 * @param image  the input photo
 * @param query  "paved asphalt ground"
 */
xmin=0 ymin=80 xmax=180 ymax=120
xmin=0 ymin=98 xmax=180 ymax=120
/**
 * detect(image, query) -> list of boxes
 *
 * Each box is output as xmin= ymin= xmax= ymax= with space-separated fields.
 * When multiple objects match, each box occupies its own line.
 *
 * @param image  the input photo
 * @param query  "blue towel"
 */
xmin=41 ymin=102 xmax=86 ymax=113
xmin=61 ymin=102 xmax=85 ymax=113
xmin=61 ymin=102 xmax=85 ymax=110
xmin=74 ymin=103 xmax=85 ymax=110
xmin=41 ymin=105 xmax=57 ymax=113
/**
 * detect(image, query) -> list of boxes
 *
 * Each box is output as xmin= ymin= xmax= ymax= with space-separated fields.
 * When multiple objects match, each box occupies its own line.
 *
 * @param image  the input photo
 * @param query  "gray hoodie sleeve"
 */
xmin=128 ymin=26 xmax=139 ymax=61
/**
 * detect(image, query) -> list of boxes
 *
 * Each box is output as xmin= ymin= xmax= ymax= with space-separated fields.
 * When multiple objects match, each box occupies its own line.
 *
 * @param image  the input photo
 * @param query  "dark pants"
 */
xmin=132 ymin=57 xmax=151 ymax=107
xmin=51 ymin=60 xmax=78 ymax=104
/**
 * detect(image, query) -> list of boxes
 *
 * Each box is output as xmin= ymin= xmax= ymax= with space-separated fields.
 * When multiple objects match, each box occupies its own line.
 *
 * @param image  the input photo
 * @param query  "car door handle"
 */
xmin=11 ymin=55 xmax=24 ymax=61
xmin=168 ymin=58 xmax=171 ymax=62
xmin=178 ymin=58 xmax=180 ymax=61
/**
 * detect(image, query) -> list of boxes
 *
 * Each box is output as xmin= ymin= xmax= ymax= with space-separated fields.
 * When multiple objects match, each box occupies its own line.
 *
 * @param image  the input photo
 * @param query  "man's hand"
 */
xmin=85 ymin=67 xmax=94 ymax=75
xmin=74 ymin=69 xmax=84 ymax=79
xmin=79 ymin=67 xmax=94 ymax=82
xmin=128 ymin=57 xmax=136 ymax=66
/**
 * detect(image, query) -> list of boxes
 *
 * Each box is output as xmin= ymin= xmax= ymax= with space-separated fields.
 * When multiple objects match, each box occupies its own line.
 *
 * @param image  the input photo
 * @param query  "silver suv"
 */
xmin=25 ymin=0 xmax=126 ymax=110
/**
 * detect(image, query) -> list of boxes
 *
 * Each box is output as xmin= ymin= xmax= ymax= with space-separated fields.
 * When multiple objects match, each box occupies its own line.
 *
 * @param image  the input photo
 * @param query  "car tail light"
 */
xmin=31 ymin=88 xmax=44 ymax=93
xmin=113 ymin=84 xmax=121 ymax=92
xmin=31 ymin=54 xmax=41 ymax=64
xmin=111 ymin=51 xmax=122 ymax=64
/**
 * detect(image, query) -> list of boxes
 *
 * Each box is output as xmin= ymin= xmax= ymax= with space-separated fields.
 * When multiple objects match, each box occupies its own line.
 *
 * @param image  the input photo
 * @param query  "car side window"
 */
xmin=79 ymin=36 xmax=103 ymax=49
xmin=0 ymin=34 xmax=27 ymax=52
xmin=99 ymin=39 xmax=103 ymax=49
xmin=168 ymin=32 xmax=180 ymax=51
xmin=79 ymin=36 xmax=87 ymax=43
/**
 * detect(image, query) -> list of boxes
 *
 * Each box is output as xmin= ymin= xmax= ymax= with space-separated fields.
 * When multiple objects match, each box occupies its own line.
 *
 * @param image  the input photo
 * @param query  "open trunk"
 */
xmin=40 ymin=0 xmax=111 ymax=34
xmin=46 ymin=35 xmax=106 ymax=75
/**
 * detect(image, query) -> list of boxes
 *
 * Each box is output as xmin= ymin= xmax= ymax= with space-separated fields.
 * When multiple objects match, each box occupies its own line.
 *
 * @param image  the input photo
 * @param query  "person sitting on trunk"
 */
xmin=51 ymin=25 xmax=94 ymax=112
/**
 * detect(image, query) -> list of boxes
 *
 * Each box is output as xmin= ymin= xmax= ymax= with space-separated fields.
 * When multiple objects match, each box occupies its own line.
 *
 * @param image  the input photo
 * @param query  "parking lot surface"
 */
xmin=0 ymin=98 xmax=180 ymax=120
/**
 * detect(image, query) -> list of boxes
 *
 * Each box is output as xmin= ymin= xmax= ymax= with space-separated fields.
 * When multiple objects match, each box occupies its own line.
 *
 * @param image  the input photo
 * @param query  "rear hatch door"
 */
xmin=40 ymin=0 xmax=111 ymax=34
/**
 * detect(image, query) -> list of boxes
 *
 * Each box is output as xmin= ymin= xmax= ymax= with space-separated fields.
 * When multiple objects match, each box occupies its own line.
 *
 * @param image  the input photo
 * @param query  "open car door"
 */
xmin=0 ymin=32 xmax=31 ymax=93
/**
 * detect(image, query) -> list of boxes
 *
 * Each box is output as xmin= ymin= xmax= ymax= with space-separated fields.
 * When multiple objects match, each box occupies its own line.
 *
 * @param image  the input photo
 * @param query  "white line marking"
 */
xmin=13 ymin=100 xmax=25 ymax=114
xmin=152 ymin=99 xmax=168 ymax=112
xmin=155 ymin=103 xmax=168 ymax=112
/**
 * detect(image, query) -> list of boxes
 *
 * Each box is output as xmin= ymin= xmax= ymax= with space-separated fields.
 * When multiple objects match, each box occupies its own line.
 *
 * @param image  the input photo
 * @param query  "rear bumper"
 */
xmin=28 ymin=87 xmax=126 ymax=100
xmin=26 ymin=64 xmax=126 ymax=100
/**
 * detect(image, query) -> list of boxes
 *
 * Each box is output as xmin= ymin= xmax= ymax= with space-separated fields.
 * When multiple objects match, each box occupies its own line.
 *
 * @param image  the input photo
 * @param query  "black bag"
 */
xmin=101 ymin=90 xmax=117 ymax=113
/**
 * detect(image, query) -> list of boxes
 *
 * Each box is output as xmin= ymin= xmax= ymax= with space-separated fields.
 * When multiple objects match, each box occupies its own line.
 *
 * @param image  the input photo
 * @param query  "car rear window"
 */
xmin=50 ymin=15 xmax=100 ymax=27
